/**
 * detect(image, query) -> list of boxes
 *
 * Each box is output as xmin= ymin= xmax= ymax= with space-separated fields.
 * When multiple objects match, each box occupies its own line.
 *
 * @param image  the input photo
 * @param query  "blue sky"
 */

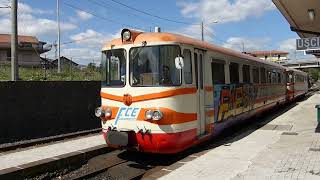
xmin=0 ymin=0 xmax=312 ymax=65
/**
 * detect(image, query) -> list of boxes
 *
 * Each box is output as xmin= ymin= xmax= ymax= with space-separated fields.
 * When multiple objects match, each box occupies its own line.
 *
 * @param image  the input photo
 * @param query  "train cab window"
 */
xmin=102 ymin=49 xmax=127 ymax=87
xmin=211 ymin=60 xmax=225 ymax=84
xmin=252 ymin=67 xmax=259 ymax=83
xmin=260 ymin=67 xmax=266 ymax=83
xmin=183 ymin=49 xmax=192 ymax=84
xmin=129 ymin=45 xmax=181 ymax=86
xmin=229 ymin=62 xmax=239 ymax=84
xmin=242 ymin=65 xmax=250 ymax=83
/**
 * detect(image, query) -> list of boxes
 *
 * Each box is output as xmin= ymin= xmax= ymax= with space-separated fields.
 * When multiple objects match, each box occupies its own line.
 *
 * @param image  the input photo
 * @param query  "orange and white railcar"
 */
xmin=285 ymin=68 xmax=308 ymax=101
xmin=95 ymin=29 xmax=308 ymax=153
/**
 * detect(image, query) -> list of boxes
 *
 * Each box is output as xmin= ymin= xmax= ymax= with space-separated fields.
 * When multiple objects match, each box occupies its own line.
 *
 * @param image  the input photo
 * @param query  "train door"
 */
xmin=194 ymin=49 xmax=206 ymax=136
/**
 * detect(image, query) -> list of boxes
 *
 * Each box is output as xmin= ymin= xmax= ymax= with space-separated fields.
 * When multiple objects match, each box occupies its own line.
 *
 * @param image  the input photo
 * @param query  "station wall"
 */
xmin=0 ymin=81 xmax=101 ymax=144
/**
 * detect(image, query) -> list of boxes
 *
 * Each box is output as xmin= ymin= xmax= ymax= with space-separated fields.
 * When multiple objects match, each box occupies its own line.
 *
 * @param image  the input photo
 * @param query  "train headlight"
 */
xmin=95 ymin=107 xmax=105 ymax=117
xmin=122 ymin=30 xmax=131 ymax=41
xmin=145 ymin=110 xmax=153 ymax=120
xmin=152 ymin=110 xmax=163 ymax=121
xmin=105 ymin=108 xmax=112 ymax=118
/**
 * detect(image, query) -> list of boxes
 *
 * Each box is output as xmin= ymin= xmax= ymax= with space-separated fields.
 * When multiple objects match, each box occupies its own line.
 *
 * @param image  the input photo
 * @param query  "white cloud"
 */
xmin=0 ymin=1 xmax=76 ymax=36
xmin=70 ymin=29 xmax=120 ymax=48
xmin=58 ymin=29 xmax=121 ymax=65
xmin=178 ymin=0 xmax=275 ymax=23
xmin=171 ymin=24 xmax=216 ymax=42
xmin=223 ymin=37 xmax=271 ymax=51
xmin=279 ymin=38 xmax=296 ymax=52
xmin=76 ymin=10 xmax=93 ymax=21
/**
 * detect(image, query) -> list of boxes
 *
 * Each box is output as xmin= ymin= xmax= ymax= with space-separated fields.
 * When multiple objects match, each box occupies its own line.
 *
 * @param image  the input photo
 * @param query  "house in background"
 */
xmin=52 ymin=56 xmax=79 ymax=70
xmin=40 ymin=56 xmax=79 ymax=70
xmin=246 ymin=50 xmax=289 ymax=64
xmin=0 ymin=34 xmax=51 ymax=67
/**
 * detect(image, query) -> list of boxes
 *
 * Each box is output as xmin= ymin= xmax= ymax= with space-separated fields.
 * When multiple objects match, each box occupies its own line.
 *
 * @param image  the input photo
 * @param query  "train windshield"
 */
xmin=101 ymin=49 xmax=126 ymax=87
xmin=129 ymin=45 xmax=181 ymax=87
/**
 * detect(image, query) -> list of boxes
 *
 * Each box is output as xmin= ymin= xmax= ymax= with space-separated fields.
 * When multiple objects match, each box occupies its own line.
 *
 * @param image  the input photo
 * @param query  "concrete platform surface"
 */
xmin=159 ymin=93 xmax=320 ymax=180
xmin=0 ymin=134 xmax=105 ymax=171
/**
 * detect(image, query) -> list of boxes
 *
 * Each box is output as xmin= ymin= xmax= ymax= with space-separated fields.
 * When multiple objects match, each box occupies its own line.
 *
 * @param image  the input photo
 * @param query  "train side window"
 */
xmin=242 ymin=65 xmax=250 ymax=83
xmin=229 ymin=62 xmax=239 ymax=84
xmin=260 ymin=67 xmax=266 ymax=83
xmin=183 ymin=49 xmax=192 ymax=84
xmin=277 ymin=72 xmax=281 ymax=83
xmin=199 ymin=54 xmax=204 ymax=89
xmin=267 ymin=70 xmax=272 ymax=83
xmin=252 ymin=67 xmax=259 ymax=83
xmin=194 ymin=53 xmax=198 ymax=89
xmin=271 ymin=72 xmax=277 ymax=83
xmin=211 ymin=60 xmax=225 ymax=84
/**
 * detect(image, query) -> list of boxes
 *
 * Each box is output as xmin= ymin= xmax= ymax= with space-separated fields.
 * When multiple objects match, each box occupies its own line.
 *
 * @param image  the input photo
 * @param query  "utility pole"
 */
xmin=200 ymin=20 xmax=218 ymax=42
xmin=11 ymin=0 xmax=18 ymax=81
xmin=201 ymin=21 xmax=204 ymax=41
xmin=57 ymin=0 xmax=61 ymax=73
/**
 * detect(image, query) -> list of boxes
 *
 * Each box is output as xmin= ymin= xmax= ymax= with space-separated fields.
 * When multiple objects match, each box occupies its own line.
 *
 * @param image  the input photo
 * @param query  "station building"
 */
xmin=0 ymin=34 xmax=51 ymax=67
xmin=246 ymin=50 xmax=289 ymax=64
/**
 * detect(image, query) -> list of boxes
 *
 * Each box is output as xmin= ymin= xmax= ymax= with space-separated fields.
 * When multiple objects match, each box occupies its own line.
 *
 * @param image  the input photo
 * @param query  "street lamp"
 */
xmin=201 ymin=19 xmax=219 ymax=41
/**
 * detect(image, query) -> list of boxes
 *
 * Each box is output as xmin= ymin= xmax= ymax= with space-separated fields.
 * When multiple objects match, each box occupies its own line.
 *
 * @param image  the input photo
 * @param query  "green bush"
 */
xmin=0 ymin=65 xmax=101 ymax=81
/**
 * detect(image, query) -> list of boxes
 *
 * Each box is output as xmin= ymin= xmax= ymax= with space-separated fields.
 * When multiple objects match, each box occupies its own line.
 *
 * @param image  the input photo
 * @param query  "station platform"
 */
xmin=158 ymin=93 xmax=320 ymax=180
xmin=0 ymin=133 xmax=105 ymax=175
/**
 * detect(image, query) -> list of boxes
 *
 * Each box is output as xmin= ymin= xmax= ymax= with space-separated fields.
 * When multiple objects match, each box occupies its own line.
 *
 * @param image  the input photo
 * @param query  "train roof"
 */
xmin=103 ymin=30 xmax=287 ymax=70
xmin=286 ymin=67 xmax=308 ymax=76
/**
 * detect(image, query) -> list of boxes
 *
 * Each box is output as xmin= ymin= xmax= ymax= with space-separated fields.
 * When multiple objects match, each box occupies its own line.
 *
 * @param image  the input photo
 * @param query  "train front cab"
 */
xmin=96 ymin=37 xmax=216 ymax=153
xmin=285 ymin=69 xmax=308 ymax=101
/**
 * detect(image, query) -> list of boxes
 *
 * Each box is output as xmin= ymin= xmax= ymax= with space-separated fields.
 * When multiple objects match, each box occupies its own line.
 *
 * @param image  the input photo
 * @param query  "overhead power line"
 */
xmin=63 ymin=2 xmax=146 ymax=31
xmin=61 ymin=36 xmax=98 ymax=45
xmin=87 ymin=0 xmax=158 ymax=27
xmin=203 ymin=26 xmax=225 ymax=44
xmin=108 ymin=0 xmax=195 ymax=25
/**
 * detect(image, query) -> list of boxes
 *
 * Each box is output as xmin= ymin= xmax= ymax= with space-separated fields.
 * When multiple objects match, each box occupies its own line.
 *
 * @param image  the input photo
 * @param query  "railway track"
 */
xmin=56 ymin=150 xmax=177 ymax=180
xmin=0 ymin=128 xmax=101 ymax=152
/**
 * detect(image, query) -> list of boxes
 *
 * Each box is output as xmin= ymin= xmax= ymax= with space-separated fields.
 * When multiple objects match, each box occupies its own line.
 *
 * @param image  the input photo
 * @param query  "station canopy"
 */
xmin=273 ymin=0 xmax=320 ymax=38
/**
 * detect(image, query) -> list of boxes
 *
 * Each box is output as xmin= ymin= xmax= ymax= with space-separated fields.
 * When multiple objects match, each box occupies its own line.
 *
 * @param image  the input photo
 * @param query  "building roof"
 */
xmin=247 ymin=50 xmax=289 ymax=56
xmin=52 ymin=56 xmax=79 ymax=66
xmin=0 ymin=34 xmax=39 ymax=44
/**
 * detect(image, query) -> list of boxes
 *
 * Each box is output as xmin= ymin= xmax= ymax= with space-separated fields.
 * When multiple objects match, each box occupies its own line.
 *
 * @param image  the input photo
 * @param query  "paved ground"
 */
xmin=159 ymin=93 xmax=320 ymax=180
xmin=0 ymin=134 xmax=105 ymax=171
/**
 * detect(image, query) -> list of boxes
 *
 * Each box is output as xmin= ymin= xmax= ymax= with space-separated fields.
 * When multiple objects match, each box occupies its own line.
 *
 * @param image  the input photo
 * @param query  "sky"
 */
xmin=0 ymin=0 xmax=314 ymax=65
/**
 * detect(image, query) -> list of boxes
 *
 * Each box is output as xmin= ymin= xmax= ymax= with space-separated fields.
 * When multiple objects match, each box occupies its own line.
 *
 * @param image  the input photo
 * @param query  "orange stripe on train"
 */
xmin=100 ymin=87 xmax=197 ymax=104
xmin=101 ymin=106 xmax=197 ymax=125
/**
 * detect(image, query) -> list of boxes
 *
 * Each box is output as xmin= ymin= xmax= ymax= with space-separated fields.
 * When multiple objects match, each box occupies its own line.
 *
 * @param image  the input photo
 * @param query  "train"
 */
xmin=94 ymin=28 xmax=309 ymax=154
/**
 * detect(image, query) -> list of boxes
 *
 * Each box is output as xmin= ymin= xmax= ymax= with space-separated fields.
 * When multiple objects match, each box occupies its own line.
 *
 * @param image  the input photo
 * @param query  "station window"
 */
xmin=183 ymin=49 xmax=192 ymax=84
xmin=211 ymin=60 xmax=225 ymax=84
xmin=252 ymin=67 xmax=259 ymax=83
xmin=242 ymin=64 xmax=250 ymax=83
xmin=260 ymin=67 xmax=266 ymax=83
xmin=229 ymin=62 xmax=239 ymax=84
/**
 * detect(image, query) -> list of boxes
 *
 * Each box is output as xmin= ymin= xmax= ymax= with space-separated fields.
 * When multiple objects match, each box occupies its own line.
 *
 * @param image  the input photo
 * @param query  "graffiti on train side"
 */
xmin=213 ymin=84 xmax=284 ymax=122
xmin=214 ymin=84 xmax=254 ymax=122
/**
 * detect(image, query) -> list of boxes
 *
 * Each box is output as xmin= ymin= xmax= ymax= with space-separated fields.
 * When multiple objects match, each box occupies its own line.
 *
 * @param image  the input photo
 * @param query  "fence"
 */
xmin=0 ymin=81 xmax=101 ymax=144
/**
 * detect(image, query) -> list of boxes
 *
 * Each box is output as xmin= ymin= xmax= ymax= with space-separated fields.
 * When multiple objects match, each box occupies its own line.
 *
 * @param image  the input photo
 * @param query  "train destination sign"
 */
xmin=296 ymin=37 xmax=320 ymax=50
